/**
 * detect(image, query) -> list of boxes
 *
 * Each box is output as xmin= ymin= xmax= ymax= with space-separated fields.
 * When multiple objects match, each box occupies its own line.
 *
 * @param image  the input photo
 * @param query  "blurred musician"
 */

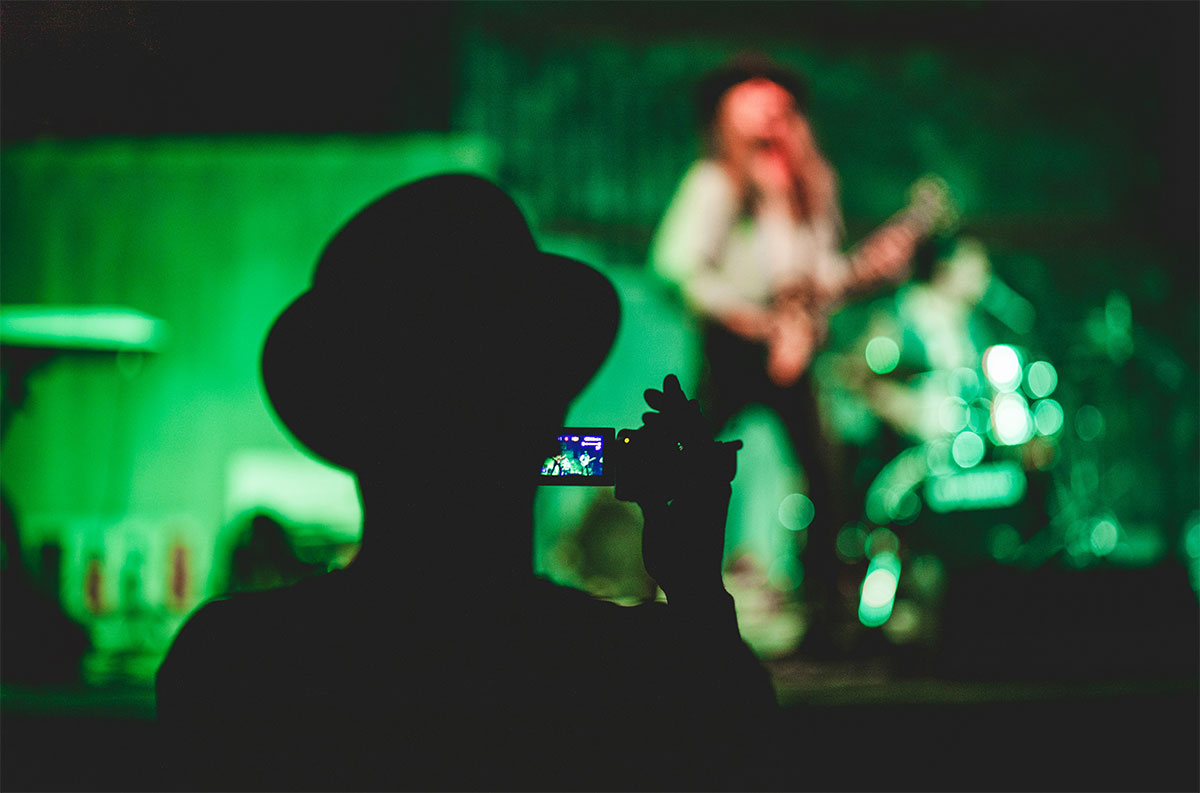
xmin=651 ymin=54 xmax=951 ymax=652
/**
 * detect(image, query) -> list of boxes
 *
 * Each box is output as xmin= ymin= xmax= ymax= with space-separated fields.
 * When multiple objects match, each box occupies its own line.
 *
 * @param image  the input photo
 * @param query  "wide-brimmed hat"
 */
xmin=260 ymin=173 xmax=621 ymax=469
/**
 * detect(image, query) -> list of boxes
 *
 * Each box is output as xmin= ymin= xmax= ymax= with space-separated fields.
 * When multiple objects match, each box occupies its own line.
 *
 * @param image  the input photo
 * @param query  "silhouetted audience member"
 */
xmin=156 ymin=174 xmax=780 ymax=791
xmin=1 ymin=493 xmax=91 ymax=684
xmin=223 ymin=512 xmax=325 ymax=595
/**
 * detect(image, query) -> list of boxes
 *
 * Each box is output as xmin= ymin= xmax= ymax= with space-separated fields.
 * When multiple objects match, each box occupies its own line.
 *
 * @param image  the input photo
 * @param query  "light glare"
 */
xmin=983 ymin=345 xmax=1022 ymax=392
xmin=951 ymin=431 xmax=986 ymax=468
xmin=1033 ymin=399 xmax=1064 ymax=436
xmin=992 ymin=393 xmax=1034 ymax=446
xmin=1090 ymin=520 xmax=1119 ymax=556
xmin=865 ymin=337 xmax=901 ymax=375
xmin=861 ymin=569 xmax=899 ymax=608
xmin=778 ymin=493 xmax=815 ymax=532
xmin=858 ymin=551 xmax=901 ymax=627
xmin=1024 ymin=361 xmax=1058 ymax=398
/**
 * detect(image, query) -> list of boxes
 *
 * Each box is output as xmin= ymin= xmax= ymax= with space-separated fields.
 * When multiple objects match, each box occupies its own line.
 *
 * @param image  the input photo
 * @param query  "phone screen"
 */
xmin=539 ymin=428 xmax=614 ymax=485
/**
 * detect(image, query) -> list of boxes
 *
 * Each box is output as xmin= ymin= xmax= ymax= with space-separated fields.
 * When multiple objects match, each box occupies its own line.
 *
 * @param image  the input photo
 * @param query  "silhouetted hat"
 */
xmin=261 ymin=173 xmax=621 ymax=469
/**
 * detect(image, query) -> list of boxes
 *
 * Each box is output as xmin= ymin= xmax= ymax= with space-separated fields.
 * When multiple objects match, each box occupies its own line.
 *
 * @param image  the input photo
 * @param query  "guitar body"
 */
xmin=764 ymin=175 xmax=958 ymax=387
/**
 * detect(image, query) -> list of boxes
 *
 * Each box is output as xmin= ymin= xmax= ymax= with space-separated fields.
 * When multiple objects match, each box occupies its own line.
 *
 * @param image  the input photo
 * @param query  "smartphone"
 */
xmin=538 ymin=427 xmax=616 ymax=486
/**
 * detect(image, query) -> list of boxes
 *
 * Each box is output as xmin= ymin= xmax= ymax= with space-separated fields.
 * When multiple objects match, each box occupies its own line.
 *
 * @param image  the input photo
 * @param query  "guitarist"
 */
xmin=651 ymin=55 xmax=952 ymax=655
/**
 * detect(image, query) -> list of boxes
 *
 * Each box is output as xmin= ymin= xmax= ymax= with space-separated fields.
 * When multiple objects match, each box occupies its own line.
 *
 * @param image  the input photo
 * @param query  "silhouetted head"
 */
xmin=261 ymin=174 xmax=621 ymax=486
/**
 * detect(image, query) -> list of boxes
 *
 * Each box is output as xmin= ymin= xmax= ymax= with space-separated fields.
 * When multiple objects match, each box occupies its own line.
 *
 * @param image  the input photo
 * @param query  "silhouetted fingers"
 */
xmin=643 ymin=388 xmax=666 ymax=411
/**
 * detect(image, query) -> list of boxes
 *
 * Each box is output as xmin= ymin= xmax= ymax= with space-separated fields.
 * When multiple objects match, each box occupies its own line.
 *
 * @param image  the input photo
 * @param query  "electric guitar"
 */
xmin=765 ymin=175 xmax=959 ymax=387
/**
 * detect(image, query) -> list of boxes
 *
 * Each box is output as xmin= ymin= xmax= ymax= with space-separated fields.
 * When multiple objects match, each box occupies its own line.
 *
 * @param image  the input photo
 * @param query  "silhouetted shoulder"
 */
xmin=158 ymin=573 xmax=777 ymax=791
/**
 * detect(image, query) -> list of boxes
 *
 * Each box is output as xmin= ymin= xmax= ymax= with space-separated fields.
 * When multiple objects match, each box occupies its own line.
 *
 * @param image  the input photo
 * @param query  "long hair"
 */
xmin=697 ymin=54 xmax=839 ymax=223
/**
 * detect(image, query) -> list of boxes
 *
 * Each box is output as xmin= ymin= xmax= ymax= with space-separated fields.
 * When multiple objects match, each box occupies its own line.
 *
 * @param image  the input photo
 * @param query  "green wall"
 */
xmin=1 ymin=135 xmax=500 ymax=677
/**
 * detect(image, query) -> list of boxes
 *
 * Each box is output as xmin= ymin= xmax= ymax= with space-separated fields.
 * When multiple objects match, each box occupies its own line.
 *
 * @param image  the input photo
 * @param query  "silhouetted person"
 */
xmin=651 ymin=55 xmax=952 ymax=656
xmin=223 ymin=512 xmax=325 ymax=595
xmin=1 ymin=492 xmax=91 ymax=684
xmin=156 ymin=174 xmax=779 ymax=792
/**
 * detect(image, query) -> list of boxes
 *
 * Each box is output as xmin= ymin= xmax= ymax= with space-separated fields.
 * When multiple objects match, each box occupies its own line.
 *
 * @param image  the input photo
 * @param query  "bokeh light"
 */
xmin=1089 ymin=519 xmax=1120 ymax=556
xmin=1033 ymin=398 xmax=1065 ymax=436
xmin=1023 ymin=361 xmax=1058 ymax=399
xmin=939 ymin=396 xmax=970 ymax=434
xmin=864 ymin=336 xmax=901 ymax=375
xmin=858 ymin=551 xmax=901 ymax=627
xmin=778 ymin=493 xmax=816 ymax=532
xmin=865 ymin=527 xmax=900 ymax=558
xmin=991 ymin=392 xmax=1034 ymax=446
xmin=881 ymin=599 xmax=921 ymax=643
xmin=949 ymin=367 xmax=983 ymax=401
xmin=1184 ymin=513 xmax=1200 ymax=560
xmin=862 ymin=569 xmax=898 ymax=608
xmin=951 ymin=430 xmax=986 ymax=468
xmin=1183 ymin=514 xmax=1200 ymax=599
xmin=982 ymin=345 xmax=1023 ymax=392
xmin=835 ymin=522 xmax=868 ymax=562
xmin=924 ymin=437 xmax=954 ymax=476
xmin=1075 ymin=404 xmax=1106 ymax=441
xmin=967 ymin=400 xmax=992 ymax=434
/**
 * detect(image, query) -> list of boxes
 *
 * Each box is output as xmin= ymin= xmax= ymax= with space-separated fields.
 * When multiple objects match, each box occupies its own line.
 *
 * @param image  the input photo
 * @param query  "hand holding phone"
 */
xmin=633 ymin=374 xmax=742 ymax=601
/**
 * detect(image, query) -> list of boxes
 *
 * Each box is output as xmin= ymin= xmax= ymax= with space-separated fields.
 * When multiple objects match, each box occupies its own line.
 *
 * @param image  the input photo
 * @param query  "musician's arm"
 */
xmin=846 ymin=178 xmax=954 ymax=294
xmin=846 ymin=222 xmax=923 ymax=295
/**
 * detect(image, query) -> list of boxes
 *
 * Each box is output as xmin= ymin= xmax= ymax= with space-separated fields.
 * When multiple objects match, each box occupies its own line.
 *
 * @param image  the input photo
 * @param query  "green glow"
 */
xmin=768 ymin=558 xmax=801 ymax=590
xmin=1185 ymin=514 xmax=1200 ymax=559
xmin=906 ymin=555 xmax=945 ymax=598
xmin=987 ymin=524 xmax=1022 ymax=562
xmin=861 ymin=569 xmax=898 ymax=607
xmin=949 ymin=367 xmax=982 ymax=401
xmin=1075 ymin=405 xmax=1106 ymax=441
xmin=1182 ymin=515 xmax=1200 ymax=600
xmin=1089 ymin=519 xmax=1119 ymax=556
xmin=924 ymin=437 xmax=954 ymax=476
xmin=864 ymin=336 xmax=900 ymax=375
xmin=0 ymin=306 xmax=167 ymax=351
xmin=1106 ymin=523 xmax=1167 ymax=567
xmin=1105 ymin=291 xmax=1132 ymax=335
xmin=938 ymin=396 xmax=970 ymax=434
xmin=777 ymin=493 xmax=815 ymax=532
xmin=991 ymin=392 xmax=1034 ymax=446
xmin=951 ymin=431 xmax=985 ymax=468
xmin=835 ymin=523 xmax=868 ymax=562
xmin=881 ymin=600 xmax=920 ymax=643
xmin=1033 ymin=398 xmax=1065 ymax=436
xmin=865 ymin=527 xmax=900 ymax=559
xmin=1023 ymin=361 xmax=1058 ymax=399
xmin=982 ymin=345 xmax=1022 ymax=392
xmin=926 ymin=461 xmax=1027 ymax=512
xmin=0 ymin=135 xmax=502 ymax=681
xmin=864 ymin=448 xmax=928 ymax=525
xmin=967 ymin=400 xmax=992 ymax=434
xmin=858 ymin=551 xmax=901 ymax=627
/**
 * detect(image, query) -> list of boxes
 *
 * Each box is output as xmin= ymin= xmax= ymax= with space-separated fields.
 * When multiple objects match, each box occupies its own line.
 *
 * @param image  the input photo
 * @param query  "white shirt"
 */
xmin=651 ymin=160 xmax=850 ymax=318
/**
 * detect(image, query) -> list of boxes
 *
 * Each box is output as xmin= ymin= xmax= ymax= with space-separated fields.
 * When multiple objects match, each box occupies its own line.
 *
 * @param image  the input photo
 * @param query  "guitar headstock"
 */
xmin=904 ymin=174 xmax=960 ymax=236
